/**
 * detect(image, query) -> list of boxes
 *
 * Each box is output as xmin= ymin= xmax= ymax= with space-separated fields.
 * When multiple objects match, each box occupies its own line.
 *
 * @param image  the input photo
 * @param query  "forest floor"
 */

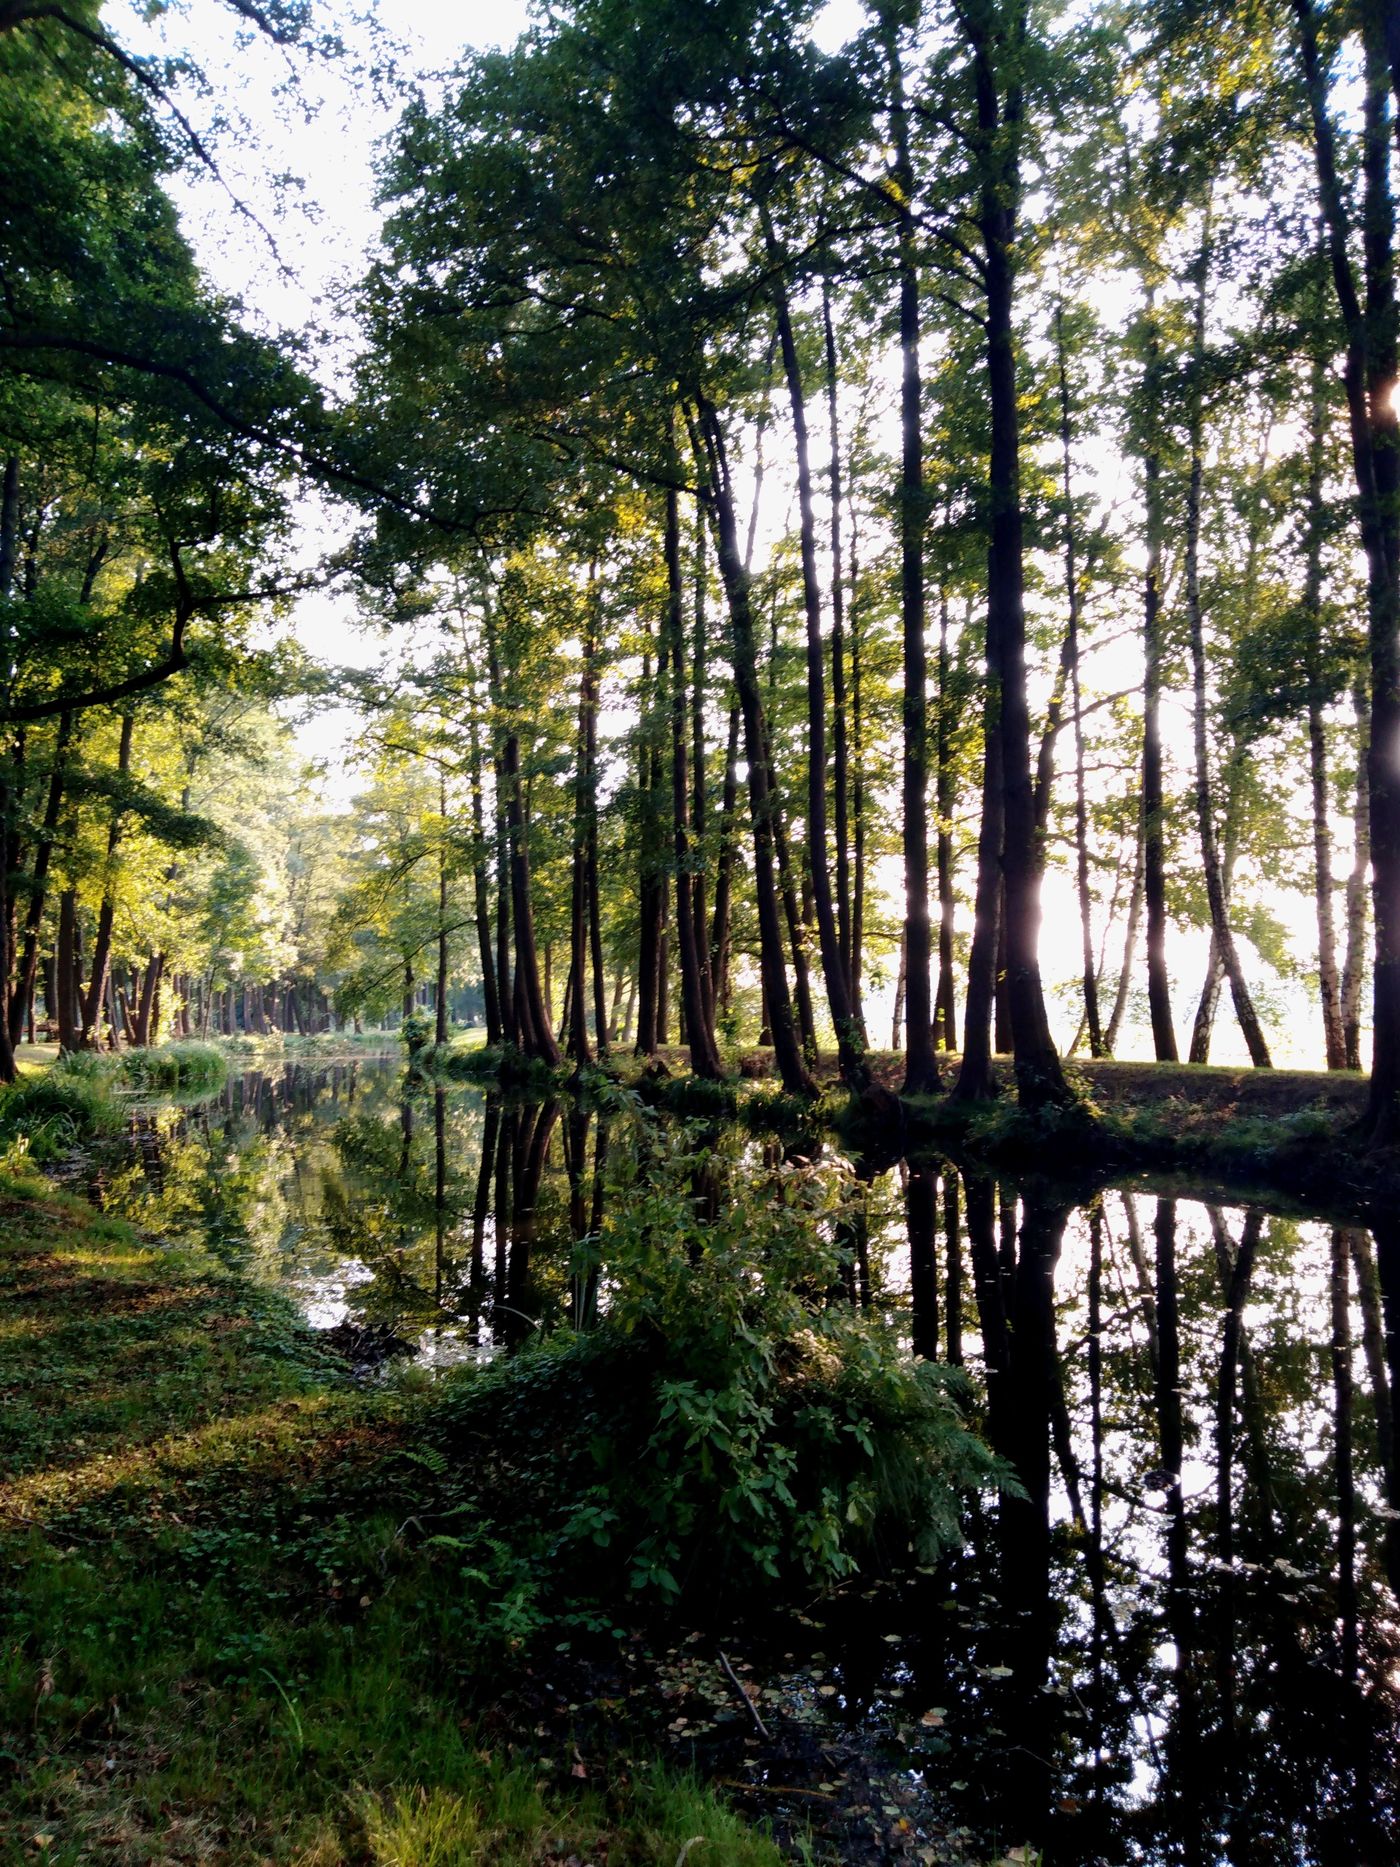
xmin=0 ymin=1173 xmax=789 ymax=1867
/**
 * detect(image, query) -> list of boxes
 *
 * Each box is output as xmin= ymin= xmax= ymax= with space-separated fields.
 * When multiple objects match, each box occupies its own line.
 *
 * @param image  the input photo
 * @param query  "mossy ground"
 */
xmin=0 ymin=1174 xmax=782 ymax=1866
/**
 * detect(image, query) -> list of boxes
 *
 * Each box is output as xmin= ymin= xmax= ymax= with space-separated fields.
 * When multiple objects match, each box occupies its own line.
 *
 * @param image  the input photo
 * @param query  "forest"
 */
xmin=3 ymin=0 xmax=1400 ymax=1862
xmin=0 ymin=0 xmax=1397 ymax=1138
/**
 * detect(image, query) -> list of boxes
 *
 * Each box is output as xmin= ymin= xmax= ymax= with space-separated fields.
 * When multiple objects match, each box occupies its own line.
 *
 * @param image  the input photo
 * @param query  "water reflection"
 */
xmin=76 ymin=1061 xmax=1400 ymax=1861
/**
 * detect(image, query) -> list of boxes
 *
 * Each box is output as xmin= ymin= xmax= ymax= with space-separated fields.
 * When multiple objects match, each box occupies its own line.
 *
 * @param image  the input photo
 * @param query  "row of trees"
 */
xmin=4 ymin=0 xmax=1399 ymax=1149
xmin=340 ymin=0 xmax=1398 ymax=1143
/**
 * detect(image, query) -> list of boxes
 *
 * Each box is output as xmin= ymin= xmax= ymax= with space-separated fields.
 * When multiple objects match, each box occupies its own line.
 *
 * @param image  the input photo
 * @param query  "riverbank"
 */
xmin=632 ymin=1046 xmax=1390 ymax=1222
xmin=0 ymin=1173 xmax=784 ymax=1866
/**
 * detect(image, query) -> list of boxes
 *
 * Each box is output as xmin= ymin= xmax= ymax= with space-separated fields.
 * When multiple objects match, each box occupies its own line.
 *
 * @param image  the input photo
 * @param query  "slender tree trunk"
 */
xmin=768 ymin=244 xmax=867 ymax=1088
xmin=582 ymin=584 xmax=609 ymax=1057
xmin=1294 ymin=0 xmax=1400 ymax=1136
xmin=934 ymin=593 xmax=958 ymax=1050
xmin=823 ymin=278 xmax=859 ymax=1025
xmin=1182 ymin=214 xmax=1271 ymax=1068
xmin=696 ymin=398 xmax=815 ymax=1095
xmin=56 ymin=891 xmax=80 ymax=1051
xmin=502 ymin=732 xmax=557 ymax=1067
xmin=1104 ymin=808 xmax=1146 ymax=1056
xmin=1302 ymin=345 xmax=1348 ymax=1068
xmin=690 ymin=501 xmax=711 ymax=1021
xmin=1344 ymin=685 xmax=1372 ymax=1069
xmin=892 ymin=929 xmax=907 ymax=1053
xmin=635 ymin=636 xmax=663 ymax=1057
xmin=665 ymin=483 xmax=723 ymax=1077
xmin=1055 ymin=310 xmax=1104 ymax=1057
xmin=886 ymin=26 xmax=937 ymax=1096
xmin=467 ymin=694 xmax=501 ymax=1045
xmin=81 ymin=711 xmax=136 ymax=1047
xmin=708 ymin=702 xmax=740 ymax=1016
xmin=851 ymin=495 xmax=868 ymax=1006
xmin=9 ymin=708 xmax=73 ymax=1048
xmin=969 ymin=4 xmax=1069 ymax=1110
xmin=1139 ymin=293 xmax=1180 ymax=1061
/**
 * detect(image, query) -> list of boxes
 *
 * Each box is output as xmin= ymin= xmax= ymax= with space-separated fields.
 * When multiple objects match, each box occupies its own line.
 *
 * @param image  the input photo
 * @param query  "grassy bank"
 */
xmin=0 ymin=1044 xmax=229 ymax=1168
xmin=0 ymin=1174 xmax=785 ymax=1866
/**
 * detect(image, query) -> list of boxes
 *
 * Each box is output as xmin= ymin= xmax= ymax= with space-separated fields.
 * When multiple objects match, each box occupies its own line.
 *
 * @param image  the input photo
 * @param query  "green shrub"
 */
xmin=0 ymin=1067 xmax=121 ymax=1164
xmin=120 ymin=1040 xmax=227 ymax=1094
xmin=433 ymin=1133 xmax=1005 ymax=1606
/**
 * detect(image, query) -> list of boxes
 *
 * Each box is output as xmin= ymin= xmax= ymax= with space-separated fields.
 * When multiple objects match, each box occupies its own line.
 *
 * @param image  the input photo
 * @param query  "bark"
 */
xmin=970 ymin=3 xmax=1069 ymax=1110
xmin=708 ymin=702 xmax=740 ymax=1014
xmin=566 ymin=618 xmax=593 ymax=1065
xmin=690 ymin=501 xmax=711 ymax=1022
xmin=1343 ymin=685 xmax=1372 ymax=1069
xmin=436 ymin=775 xmax=450 ymax=1048
xmin=1188 ymin=748 xmax=1245 ymax=1061
xmin=1294 ymin=0 xmax=1400 ymax=1138
xmin=1104 ymin=808 xmax=1146 ymax=1056
xmin=1140 ymin=300 xmax=1179 ymax=1062
xmin=1303 ymin=347 xmax=1347 ymax=1069
xmin=696 ymin=398 xmax=815 ymax=1095
xmin=500 ymin=696 xmax=557 ymax=1065
xmin=664 ymin=481 xmax=722 ymax=1077
xmin=56 ymin=889 xmax=80 ymax=1051
xmin=1055 ymin=311 xmax=1104 ymax=1057
xmin=954 ymin=646 xmax=1004 ymax=1100
xmin=8 ymin=708 xmax=73 ymax=1047
xmin=823 ymin=278 xmax=858 ymax=1020
xmin=768 ymin=242 xmax=867 ymax=1088
xmin=934 ymin=593 xmax=958 ymax=1050
xmin=467 ymin=695 xmax=501 ymax=1045
xmin=885 ymin=24 xmax=938 ymax=1096
xmin=584 ymin=584 xmax=609 ymax=1055
xmin=635 ymin=635 xmax=663 ymax=1056
xmin=80 ymin=711 xmax=135 ymax=1048
xmin=1182 ymin=216 xmax=1271 ymax=1068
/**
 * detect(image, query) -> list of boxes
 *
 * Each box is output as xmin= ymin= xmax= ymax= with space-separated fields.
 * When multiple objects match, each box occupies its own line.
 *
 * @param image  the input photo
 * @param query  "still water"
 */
xmin=78 ymin=1060 xmax=1400 ymax=1864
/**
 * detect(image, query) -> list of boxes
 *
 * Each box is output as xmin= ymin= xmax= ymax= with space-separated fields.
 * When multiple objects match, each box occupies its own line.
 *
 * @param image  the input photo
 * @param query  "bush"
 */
xmin=431 ymin=1132 xmax=1005 ymax=1606
xmin=0 ymin=1067 xmax=121 ymax=1165
xmin=120 ymin=1040 xmax=227 ymax=1094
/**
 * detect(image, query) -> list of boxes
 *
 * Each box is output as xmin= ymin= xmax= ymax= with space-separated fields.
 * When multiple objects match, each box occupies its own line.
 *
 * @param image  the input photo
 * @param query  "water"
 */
xmin=76 ymin=1058 xmax=1400 ymax=1863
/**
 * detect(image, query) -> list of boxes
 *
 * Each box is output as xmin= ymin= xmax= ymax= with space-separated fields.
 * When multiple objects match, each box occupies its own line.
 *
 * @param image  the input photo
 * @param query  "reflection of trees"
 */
xmin=935 ymin=1175 xmax=1400 ymax=1862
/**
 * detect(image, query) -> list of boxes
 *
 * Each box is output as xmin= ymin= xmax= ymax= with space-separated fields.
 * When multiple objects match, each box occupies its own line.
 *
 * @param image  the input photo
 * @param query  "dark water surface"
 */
xmin=78 ymin=1060 xmax=1400 ymax=1864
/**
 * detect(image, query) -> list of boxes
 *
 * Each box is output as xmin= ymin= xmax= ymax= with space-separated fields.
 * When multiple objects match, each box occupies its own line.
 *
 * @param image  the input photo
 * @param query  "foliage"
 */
xmin=433 ymin=1133 xmax=1006 ymax=1603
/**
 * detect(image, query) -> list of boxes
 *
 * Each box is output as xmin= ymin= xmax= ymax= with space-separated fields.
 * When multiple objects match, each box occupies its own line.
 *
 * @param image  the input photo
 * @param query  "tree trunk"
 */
xmin=1343 ymin=685 xmax=1372 ymax=1070
xmin=979 ymin=99 xmax=1069 ymax=1109
xmin=81 ymin=711 xmax=135 ymax=1047
xmin=1055 ymin=310 xmax=1104 ymax=1057
xmin=696 ymin=398 xmax=815 ymax=1095
xmin=1182 ymin=214 xmax=1271 ymax=1069
xmin=9 ymin=708 xmax=73 ymax=1048
xmin=56 ymin=891 xmax=80 ymax=1051
xmin=768 ymin=244 xmax=867 ymax=1088
xmin=1104 ymin=804 xmax=1147 ymax=1056
xmin=934 ymin=593 xmax=958 ymax=1050
xmin=708 ymin=701 xmax=740 ymax=1019
xmin=823 ymin=277 xmax=859 ymax=1025
xmin=1141 ymin=301 xmax=1179 ymax=1063
xmin=1294 ymin=0 xmax=1400 ymax=1136
xmin=467 ymin=694 xmax=501 ymax=1045
xmin=635 ymin=635 xmax=663 ymax=1056
xmin=664 ymin=482 xmax=723 ymax=1077
xmin=885 ymin=25 xmax=937 ymax=1097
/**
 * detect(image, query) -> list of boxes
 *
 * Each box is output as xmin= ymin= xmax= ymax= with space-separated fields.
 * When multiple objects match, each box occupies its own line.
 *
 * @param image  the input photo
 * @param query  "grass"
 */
xmin=0 ymin=1173 xmax=785 ymax=1866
